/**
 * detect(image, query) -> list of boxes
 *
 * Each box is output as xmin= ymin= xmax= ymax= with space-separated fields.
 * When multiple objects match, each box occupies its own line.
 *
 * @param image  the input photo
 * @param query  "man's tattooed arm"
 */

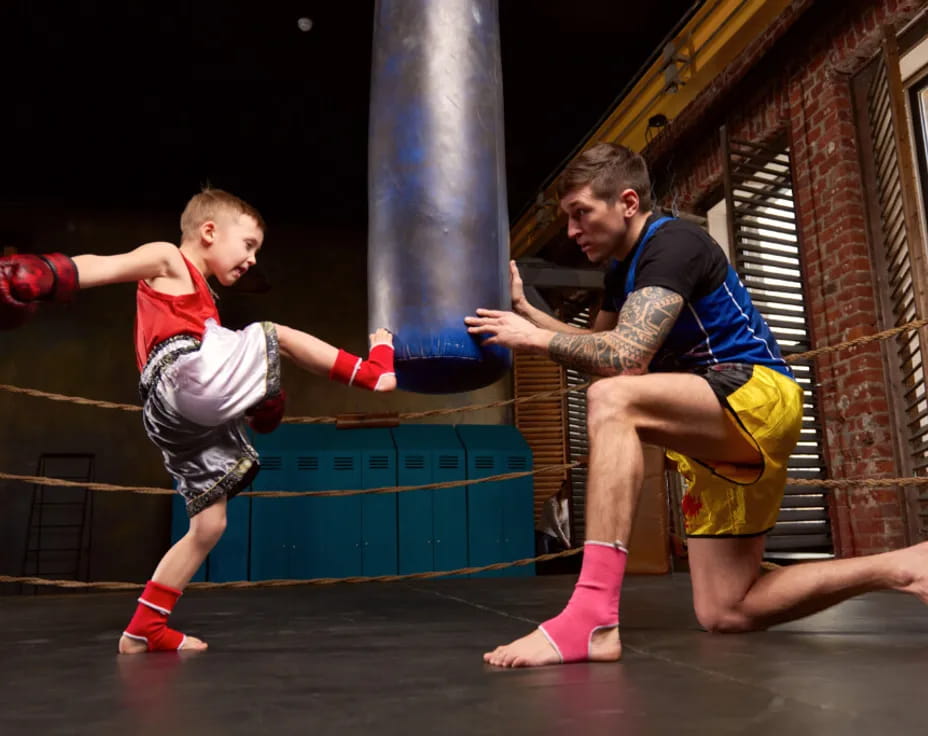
xmin=547 ymin=286 xmax=684 ymax=375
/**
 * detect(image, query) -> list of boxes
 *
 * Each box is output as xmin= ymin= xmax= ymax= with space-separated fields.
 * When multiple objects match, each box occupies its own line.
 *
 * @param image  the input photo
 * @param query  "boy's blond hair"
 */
xmin=180 ymin=189 xmax=266 ymax=241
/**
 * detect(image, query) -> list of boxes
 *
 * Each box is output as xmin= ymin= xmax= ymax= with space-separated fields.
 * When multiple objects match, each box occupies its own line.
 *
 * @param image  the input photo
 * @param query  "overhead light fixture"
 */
xmin=659 ymin=36 xmax=693 ymax=95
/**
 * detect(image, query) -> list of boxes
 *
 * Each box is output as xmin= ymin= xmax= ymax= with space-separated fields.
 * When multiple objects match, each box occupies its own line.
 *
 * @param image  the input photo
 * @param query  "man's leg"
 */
xmin=484 ymin=372 xmax=761 ymax=668
xmin=688 ymin=535 xmax=928 ymax=632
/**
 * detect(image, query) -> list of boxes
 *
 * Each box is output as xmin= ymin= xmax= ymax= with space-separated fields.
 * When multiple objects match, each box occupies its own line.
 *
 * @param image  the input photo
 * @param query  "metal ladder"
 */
xmin=21 ymin=453 xmax=95 ymax=593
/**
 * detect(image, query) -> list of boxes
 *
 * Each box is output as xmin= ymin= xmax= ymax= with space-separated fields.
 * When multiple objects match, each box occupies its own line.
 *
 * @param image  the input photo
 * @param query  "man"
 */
xmin=465 ymin=142 xmax=928 ymax=668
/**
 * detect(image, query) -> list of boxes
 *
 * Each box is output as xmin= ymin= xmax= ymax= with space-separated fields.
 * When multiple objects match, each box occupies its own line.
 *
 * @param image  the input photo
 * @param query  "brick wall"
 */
xmin=645 ymin=0 xmax=926 ymax=555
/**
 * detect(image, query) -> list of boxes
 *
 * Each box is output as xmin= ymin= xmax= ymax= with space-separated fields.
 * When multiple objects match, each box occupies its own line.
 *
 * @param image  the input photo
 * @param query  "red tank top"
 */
xmin=134 ymin=253 xmax=220 ymax=370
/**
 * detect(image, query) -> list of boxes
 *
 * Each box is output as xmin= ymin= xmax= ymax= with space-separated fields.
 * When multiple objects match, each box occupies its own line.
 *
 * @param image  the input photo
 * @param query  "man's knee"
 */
xmin=693 ymin=601 xmax=761 ymax=634
xmin=587 ymin=376 xmax=636 ymax=429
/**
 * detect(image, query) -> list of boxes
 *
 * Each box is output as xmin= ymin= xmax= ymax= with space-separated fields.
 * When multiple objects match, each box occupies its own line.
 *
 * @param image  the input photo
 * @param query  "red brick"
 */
xmin=639 ymin=0 xmax=928 ymax=555
xmin=852 ymin=517 xmax=884 ymax=535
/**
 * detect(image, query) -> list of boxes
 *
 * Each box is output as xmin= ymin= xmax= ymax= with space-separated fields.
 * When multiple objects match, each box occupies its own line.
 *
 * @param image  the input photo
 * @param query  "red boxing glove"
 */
xmin=330 ymin=344 xmax=395 ymax=391
xmin=246 ymin=390 xmax=287 ymax=434
xmin=0 ymin=253 xmax=79 ymax=304
xmin=0 ymin=253 xmax=79 ymax=330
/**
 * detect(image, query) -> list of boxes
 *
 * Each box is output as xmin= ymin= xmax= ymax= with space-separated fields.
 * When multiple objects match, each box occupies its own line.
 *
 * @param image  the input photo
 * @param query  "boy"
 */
xmin=0 ymin=189 xmax=396 ymax=653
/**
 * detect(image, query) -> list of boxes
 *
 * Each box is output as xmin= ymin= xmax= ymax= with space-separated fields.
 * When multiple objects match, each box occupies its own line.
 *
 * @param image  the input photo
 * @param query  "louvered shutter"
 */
xmin=858 ymin=32 xmax=928 ymax=541
xmin=722 ymin=130 xmax=833 ymax=554
xmin=563 ymin=308 xmax=594 ymax=544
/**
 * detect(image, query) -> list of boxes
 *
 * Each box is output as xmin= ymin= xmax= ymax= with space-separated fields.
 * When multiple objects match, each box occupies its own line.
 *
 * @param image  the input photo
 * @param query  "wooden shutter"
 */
xmin=858 ymin=30 xmax=928 ymax=542
xmin=722 ymin=130 xmax=833 ymax=555
xmin=512 ymin=352 xmax=568 ymax=523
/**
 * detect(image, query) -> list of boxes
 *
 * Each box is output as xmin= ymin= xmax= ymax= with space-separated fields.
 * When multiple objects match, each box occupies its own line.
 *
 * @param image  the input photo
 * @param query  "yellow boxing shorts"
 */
xmin=667 ymin=363 xmax=803 ymax=537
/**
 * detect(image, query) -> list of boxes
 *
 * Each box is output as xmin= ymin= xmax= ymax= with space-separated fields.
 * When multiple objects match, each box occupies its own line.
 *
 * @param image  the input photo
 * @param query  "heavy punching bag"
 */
xmin=368 ymin=0 xmax=511 ymax=394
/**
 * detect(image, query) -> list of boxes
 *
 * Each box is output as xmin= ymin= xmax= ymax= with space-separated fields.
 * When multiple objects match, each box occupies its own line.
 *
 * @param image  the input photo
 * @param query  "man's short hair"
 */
xmin=556 ymin=142 xmax=653 ymax=210
xmin=180 ymin=188 xmax=266 ymax=240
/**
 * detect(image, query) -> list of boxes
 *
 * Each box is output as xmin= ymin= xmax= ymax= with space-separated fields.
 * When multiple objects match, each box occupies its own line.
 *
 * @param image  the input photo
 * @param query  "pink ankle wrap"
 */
xmin=538 ymin=542 xmax=627 ymax=663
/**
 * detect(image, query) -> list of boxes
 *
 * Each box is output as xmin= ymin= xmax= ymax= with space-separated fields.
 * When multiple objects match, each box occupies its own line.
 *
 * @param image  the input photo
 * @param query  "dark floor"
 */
xmin=2 ymin=573 xmax=927 ymax=736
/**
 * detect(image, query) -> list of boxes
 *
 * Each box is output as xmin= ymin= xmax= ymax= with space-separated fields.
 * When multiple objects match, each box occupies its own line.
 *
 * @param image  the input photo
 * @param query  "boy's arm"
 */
xmin=72 ymin=242 xmax=183 ymax=288
xmin=0 ymin=242 xmax=182 ymax=329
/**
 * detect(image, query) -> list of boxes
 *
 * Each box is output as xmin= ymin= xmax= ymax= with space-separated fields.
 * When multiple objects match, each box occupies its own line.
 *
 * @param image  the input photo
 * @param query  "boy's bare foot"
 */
xmin=373 ymin=373 xmax=397 ymax=391
xmin=483 ymin=625 xmax=621 ymax=668
xmin=369 ymin=327 xmax=396 ymax=391
xmin=118 ymin=633 xmax=208 ymax=655
xmin=369 ymin=327 xmax=394 ymax=349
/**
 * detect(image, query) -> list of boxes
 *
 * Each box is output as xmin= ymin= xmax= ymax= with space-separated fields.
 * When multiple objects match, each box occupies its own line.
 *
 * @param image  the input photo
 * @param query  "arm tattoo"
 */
xmin=548 ymin=286 xmax=684 ymax=375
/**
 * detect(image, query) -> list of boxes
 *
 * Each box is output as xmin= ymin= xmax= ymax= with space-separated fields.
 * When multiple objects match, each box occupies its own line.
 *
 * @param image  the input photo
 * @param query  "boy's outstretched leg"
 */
xmin=330 ymin=327 xmax=396 ymax=391
xmin=118 ymin=498 xmax=227 ymax=654
xmin=275 ymin=324 xmax=397 ymax=391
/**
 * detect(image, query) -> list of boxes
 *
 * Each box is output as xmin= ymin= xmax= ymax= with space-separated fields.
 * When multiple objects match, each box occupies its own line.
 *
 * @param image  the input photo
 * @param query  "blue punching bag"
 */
xmin=368 ymin=0 xmax=511 ymax=394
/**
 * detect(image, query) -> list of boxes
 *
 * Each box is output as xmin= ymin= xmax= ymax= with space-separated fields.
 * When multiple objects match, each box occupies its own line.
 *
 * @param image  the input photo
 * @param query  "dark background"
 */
xmin=0 ymin=0 xmax=699 ymax=585
xmin=1 ymin=0 xmax=698 ymax=228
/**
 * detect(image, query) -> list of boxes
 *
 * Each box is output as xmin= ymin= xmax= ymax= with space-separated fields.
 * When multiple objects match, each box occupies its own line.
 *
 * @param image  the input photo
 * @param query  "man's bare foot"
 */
xmin=118 ymin=633 xmax=208 ymax=655
xmin=483 ymin=625 xmax=621 ymax=668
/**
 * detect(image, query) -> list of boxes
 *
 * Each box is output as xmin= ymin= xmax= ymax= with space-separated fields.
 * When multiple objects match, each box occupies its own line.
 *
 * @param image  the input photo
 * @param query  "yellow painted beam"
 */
xmin=510 ymin=0 xmax=794 ymax=258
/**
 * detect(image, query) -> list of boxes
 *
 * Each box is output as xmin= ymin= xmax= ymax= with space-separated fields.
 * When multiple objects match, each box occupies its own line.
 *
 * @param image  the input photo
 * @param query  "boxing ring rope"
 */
xmin=2 ymin=317 xmax=927 ymax=589
xmin=0 ymin=547 xmax=585 ymax=591
xmin=2 ymin=316 xmax=926 ymax=421
xmin=0 ymin=378 xmax=588 ymax=423
xmin=0 ymin=462 xmax=583 ymax=499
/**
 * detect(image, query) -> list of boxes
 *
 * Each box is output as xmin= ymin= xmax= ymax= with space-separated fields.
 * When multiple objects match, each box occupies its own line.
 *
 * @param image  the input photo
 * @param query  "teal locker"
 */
xmin=391 ymin=425 xmax=467 ymax=574
xmin=349 ymin=428 xmax=398 ymax=576
xmin=455 ymin=425 xmax=535 ymax=578
xmin=250 ymin=425 xmax=398 ymax=579
xmin=297 ymin=426 xmax=364 ymax=579
xmin=249 ymin=424 xmax=304 ymax=580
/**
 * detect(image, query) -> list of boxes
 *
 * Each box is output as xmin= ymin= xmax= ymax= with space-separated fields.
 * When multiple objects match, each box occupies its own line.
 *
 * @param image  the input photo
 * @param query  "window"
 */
xmin=722 ymin=132 xmax=832 ymax=557
xmin=911 ymin=75 xmax=928 ymax=223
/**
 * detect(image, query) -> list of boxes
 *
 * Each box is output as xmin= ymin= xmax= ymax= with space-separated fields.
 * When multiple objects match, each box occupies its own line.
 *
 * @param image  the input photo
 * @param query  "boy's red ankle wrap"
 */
xmin=122 ymin=580 xmax=186 ymax=652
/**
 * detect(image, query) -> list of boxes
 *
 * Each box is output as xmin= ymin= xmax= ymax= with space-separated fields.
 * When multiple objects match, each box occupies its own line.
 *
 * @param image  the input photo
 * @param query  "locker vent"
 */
xmin=405 ymin=455 xmax=426 ymax=470
xmin=507 ymin=456 xmax=528 ymax=471
xmin=262 ymin=456 xmax=283 ymax=471
xmin=296 ymin=457 xmax=319 ymax=471
xmin=368 ymin=455 xmax=390 ymax=470
xmin=333 ymin=456 xmax=354 ymax=471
